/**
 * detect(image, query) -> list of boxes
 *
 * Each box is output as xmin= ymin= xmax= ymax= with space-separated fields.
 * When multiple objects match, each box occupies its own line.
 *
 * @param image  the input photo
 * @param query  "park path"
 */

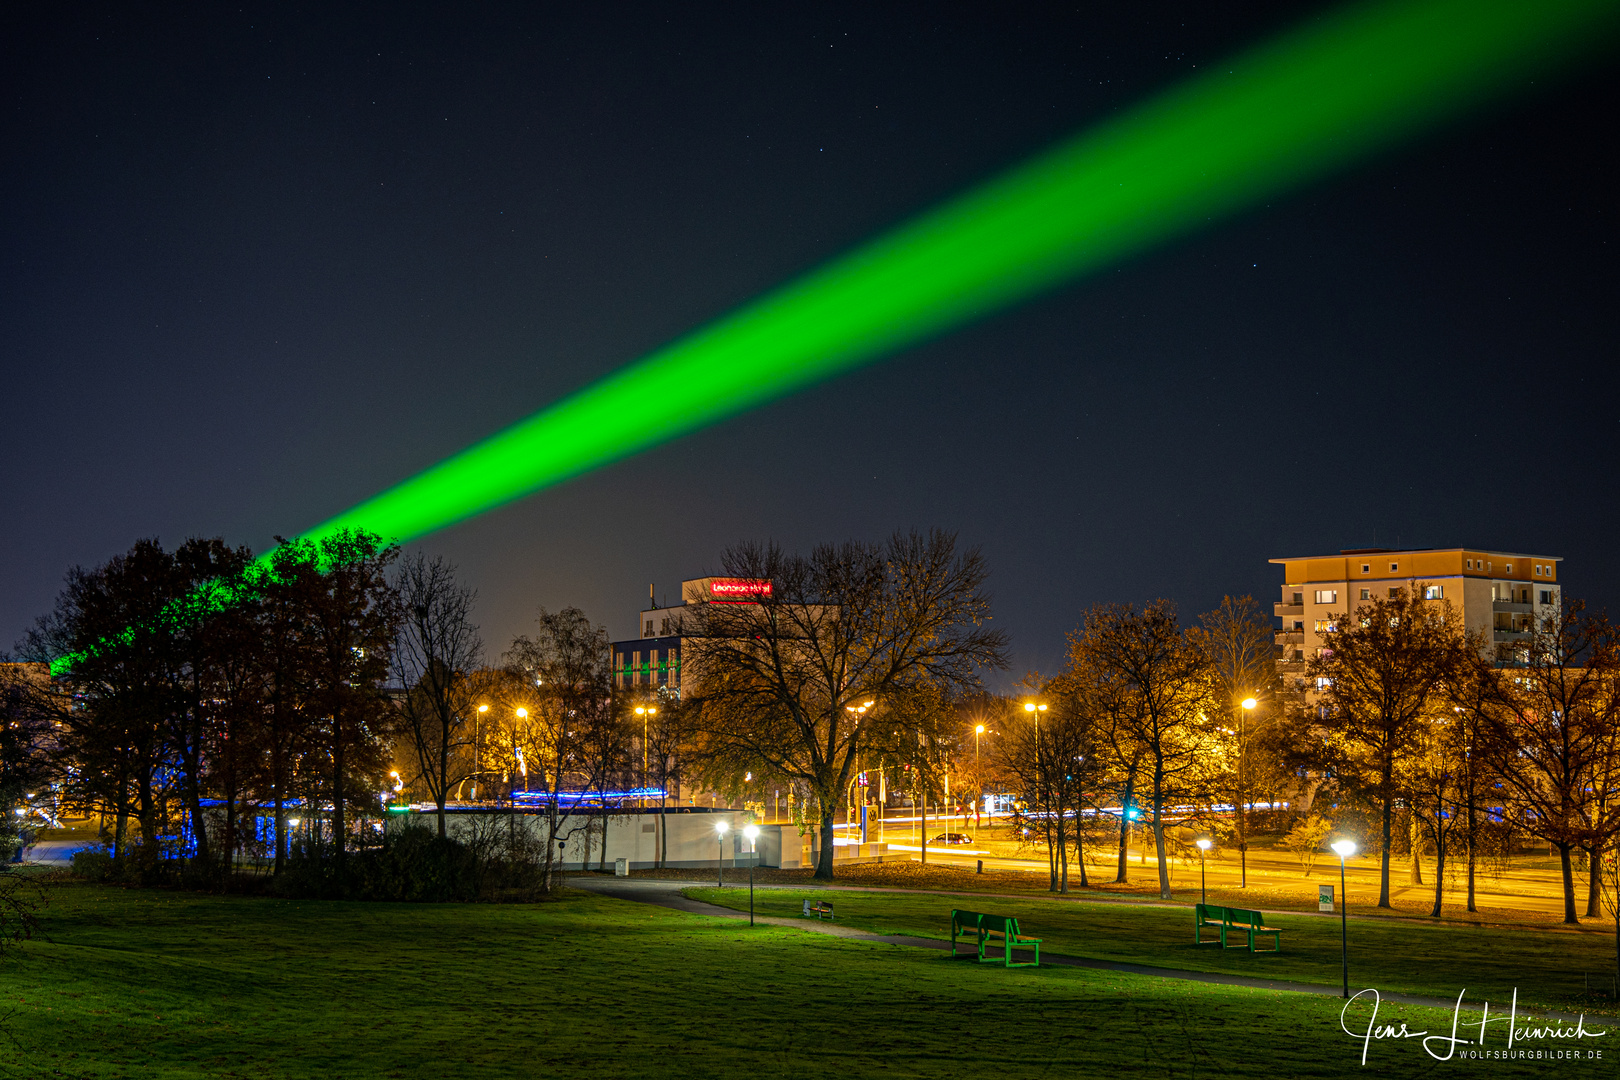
xmin=571 ymin=875 xmax=1599 ymax=1021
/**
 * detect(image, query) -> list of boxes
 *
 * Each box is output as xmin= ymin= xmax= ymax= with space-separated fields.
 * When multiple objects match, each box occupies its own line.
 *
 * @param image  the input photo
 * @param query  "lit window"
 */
xmin=1359 ymin=589 xmax=1371 ymax=600
xmin=1314 ymin=589 xmax=1337 ymax=604
xmin=1314 ymin=619 xmax=1334 ymax=632
xmin=1315 ymin=677 xmax=1332 ymax=690
xmin=1424 ymin=585 xmax=1443 ymax=600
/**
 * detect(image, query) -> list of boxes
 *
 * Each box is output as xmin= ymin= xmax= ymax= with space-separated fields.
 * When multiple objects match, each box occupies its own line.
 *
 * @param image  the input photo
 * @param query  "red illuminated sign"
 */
xmin=708 ymin=578 xmax=772 ymax=601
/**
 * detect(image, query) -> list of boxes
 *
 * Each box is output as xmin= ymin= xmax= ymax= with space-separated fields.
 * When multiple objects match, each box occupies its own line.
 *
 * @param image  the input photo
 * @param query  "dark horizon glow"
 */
xmin=46 ymin=0 xmax=1619 ymax=676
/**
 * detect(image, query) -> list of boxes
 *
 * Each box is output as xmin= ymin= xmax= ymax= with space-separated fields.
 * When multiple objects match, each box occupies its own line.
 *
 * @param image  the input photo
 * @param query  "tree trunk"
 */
xmin=919 ymin=792 xmax=927 ymax=866
xmin=1075 ymin=816 xmax=1089 ymax=888
xmin=815 ymin=810 xmax=835 ymax=880
xmin=1151 ymin=813 xmax=1171 ymax=900
xmin=1115 ymin=784 xmax=1133 ymax=884
xmin=1465 ymin=796 xmax=1478 ymax=913
xmin=1378 ymin=794 xmax=1394 ymax=908
xmin=1588 ymin=847 xmax=1603 ymax=920
xmin=331 ymin=710 xmax=347 ymax=872
xmin=1409 ymin=813 xmax=1423 ymax=886
xmin=1558 ymin=842 xmax=1579 ymax=924
xmin=1430 ymin=832 xmax=1446 ymax=918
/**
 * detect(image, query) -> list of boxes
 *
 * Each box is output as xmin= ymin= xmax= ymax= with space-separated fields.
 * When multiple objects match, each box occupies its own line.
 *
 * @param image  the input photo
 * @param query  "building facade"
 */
xmin=1271 ymin=547 xmax=1562 ymax=686
xmin=609 ymin=576 xmax=772 ymax=692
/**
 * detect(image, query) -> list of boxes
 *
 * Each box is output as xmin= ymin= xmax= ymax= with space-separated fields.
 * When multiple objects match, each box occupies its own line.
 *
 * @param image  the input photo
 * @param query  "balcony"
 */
xmin=1493 ymin=629 xmax=1530 ymax=642
xmin=1275 ymin=632 xmax=1304 ymax=645
xmin=1274 ymin=603 xmax=1303 ymax=618
xmin=1493 ymin=600 xmax=1532 ymax=613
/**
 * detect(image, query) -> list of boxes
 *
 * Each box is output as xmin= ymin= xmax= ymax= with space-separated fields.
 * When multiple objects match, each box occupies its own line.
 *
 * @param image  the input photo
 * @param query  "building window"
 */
xmin=1292 ymin=592 xmax=1303 ymax=605
xmin=1315 ymin=676 xmax=1332 ymax=690
xmin=1466 ymin=559 xmax=1473 ymax=570
xmin=1534 ymin=565 xmax=1542 ymax=576
xmin=1293 ymin=621 xmax=1304 ymax=632
xmin=1388 ymin=588 xmax=1400 ymax=599
xmin=1540 ymin=590 xmax=1553 ymax=605
xmin=1314 ymin=619 xmax=1333 ymax=632
xmin=1314 ymin=589 xmax=1337 ymax=604
xmin=644 ymin=620 xmax=654 ymax=637
xmin=1390 ymin=562 xmax=1399 ymax=572
xmin=1361 ymin=563 xmax=1371 ymax=574
xmin=1424 ymin=585 xmax=1443 ymax=600
xmin=1504 ymin=563 xmax=1512 ymax=574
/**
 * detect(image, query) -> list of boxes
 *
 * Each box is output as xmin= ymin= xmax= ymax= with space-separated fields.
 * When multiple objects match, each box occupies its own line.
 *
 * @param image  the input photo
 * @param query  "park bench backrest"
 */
xmin=979 ymin=913 xmax=1020 ymax=937
xmin=1227 ymin=908 xmax=1264 ymax=927
xmin=1195 ymin=903 xmax=1227 ymax=923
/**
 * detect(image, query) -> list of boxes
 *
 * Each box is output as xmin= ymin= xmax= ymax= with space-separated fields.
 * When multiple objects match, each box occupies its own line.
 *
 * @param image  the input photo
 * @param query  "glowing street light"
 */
xmin=715 ymin=819 xmax=730 ymax=888
xmin=1196 ymin=838 xmax=1213 ymax=905
xmin=1331 ymin=839 xmax=1358 ymax=999
xmin=743 ymin=823 xmax=761 ymax=925
xmin=1241 ymin=697 xmax=1258 ymax=711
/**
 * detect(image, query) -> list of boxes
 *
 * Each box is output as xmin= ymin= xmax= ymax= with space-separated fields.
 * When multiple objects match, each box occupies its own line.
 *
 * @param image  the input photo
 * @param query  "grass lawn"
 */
xmin=686 ymin=884 xmax=1620 ymax=1014
xmin=0 ymin=880 xmax=1613 ymax=1079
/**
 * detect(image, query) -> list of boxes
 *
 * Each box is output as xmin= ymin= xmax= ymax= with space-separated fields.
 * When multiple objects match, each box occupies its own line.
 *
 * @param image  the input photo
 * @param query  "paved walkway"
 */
xmin=571 ymin=876 xmax=1602 ymax=1021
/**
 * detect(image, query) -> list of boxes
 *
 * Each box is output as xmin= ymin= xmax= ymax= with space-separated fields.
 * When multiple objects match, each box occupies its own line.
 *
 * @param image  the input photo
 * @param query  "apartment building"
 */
xmin=1270 ymin=547 xmax=1562 ymax=683
xmin=609 ymin=576 xmax=773 ymax=691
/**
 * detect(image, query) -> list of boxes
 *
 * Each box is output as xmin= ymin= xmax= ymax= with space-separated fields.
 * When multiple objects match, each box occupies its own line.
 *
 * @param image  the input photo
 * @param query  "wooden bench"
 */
xmin=1193 ymin=903 xmax=1229 ymax=946
xmin=951 ymin=909 xmax=1042 ymax=968
xmin=1223 ymin=907 xmax=1282 ymax=953
xmin=802 ymin=898 xmax=835 ymax=920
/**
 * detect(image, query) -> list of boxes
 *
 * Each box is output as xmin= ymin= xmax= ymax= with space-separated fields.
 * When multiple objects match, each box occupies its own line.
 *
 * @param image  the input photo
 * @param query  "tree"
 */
xmin=1471 ymin=602 xmax=1620 ymax=924
xmin=1080 ymin=600 xmax=1214 ymax=900
xmin=1306 ymin=585 xmax=1470 ymax=909
xmin=506 ymin=606 xmax=623 ymax=890
xmin=686 ymin=530 xmax=1008 ymax=880
xmin=392 ymin=554 xmax=483 ymax=839
xmin=267 ymin=531 xmax=400 ymax=871
xmin=1190 ymin=595 xmax=1283 ymax=888
xmin=0 ymin=663 xmax=57 ymax=862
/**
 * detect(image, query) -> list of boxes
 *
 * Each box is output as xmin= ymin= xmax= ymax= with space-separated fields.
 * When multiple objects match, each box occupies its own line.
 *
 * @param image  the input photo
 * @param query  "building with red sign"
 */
xmin=610 ymin=577 xmax=771 ymax=691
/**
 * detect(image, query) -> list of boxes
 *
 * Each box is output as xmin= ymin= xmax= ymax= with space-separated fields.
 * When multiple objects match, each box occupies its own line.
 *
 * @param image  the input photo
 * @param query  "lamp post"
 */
xmin=635 ymin=705 xmax=658 ymax=808
xmin=514 ymin=707 xmax=528 ymax=808
xmin=715 ymin=819 xmax=729 ymax=887
xmin=743 ymin=824 xmax=760 ymax=925
xmin=1238 ymin=696 xmax=1257 ymax=887
xmin=1024 ymin=701 xmax=1048 ymax=885
xmin=1196 ymin=838 xmax=1213 ymax=905
xmin=974 ymin=724 xmax=984 ymax=828
xmin=1331 ymin=839 xmax=1357 ymax=999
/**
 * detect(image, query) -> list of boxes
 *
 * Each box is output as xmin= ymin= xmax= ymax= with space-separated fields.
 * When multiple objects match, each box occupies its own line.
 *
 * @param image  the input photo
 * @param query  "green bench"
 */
xmin=802 ymin=899 xmax=835 ymax=920
xmin=951 ymin=909 xmax=1042 ymax=968
xmin=1193 ymin=903 xmax=1281 ymax=953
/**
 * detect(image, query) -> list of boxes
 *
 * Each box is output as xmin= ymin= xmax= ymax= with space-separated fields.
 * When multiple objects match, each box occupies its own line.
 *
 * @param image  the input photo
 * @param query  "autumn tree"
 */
xmin=1189 ymin=595 xmax=1283 ymax=888
xmin=1305 ymin=585 xmax=1470 ymax=909
xmin=686 ymin=530 xmax=1008 ymax=880
xmin=1471 ymin=602 xmax=1620 ymax=924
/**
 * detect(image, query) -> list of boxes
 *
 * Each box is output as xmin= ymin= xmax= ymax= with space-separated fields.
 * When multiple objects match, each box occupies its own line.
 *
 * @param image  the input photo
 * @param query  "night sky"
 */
xmin=4 ymin=2 xmax=1616 ymax=681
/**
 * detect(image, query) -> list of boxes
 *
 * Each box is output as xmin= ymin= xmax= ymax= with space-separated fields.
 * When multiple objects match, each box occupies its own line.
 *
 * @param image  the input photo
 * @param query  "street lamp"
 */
xmin=974 ymin=724 xmax=985 ymax=828
xmin=476 ymin=704 xmax=488 ymax=786
xmin=635 ymin=705 xmax=658 ymax=807
xmin=743 ymin=823 xmax=761 ymax=925
xmin=1196 ymin=838 xmax=1213 ymax=905
xmin=1331 ymin=839 xmax=1357 ymax=999
xmin=1237 ymin=695 xmax=1258 ymax=888
xmin=715 ymin=819 xmax=729 ymax=888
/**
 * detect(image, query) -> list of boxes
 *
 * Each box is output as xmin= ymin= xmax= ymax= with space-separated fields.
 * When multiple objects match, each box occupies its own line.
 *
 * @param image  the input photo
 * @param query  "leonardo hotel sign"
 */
xmin=707 ymin=578 xmax=772 ymax=601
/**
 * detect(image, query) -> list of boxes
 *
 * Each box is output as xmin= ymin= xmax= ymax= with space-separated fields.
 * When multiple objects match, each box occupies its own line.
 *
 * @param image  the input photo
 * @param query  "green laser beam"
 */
xmin=294 ymin=0 xmax=1616 ymax=551
xmin=48 ymin=0 xmax=1618 ymax=676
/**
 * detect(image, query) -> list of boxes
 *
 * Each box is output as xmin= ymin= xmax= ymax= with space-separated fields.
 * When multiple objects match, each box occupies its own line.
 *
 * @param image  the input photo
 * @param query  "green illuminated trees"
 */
xmin=686 ymin=530 xmax=1008 ymax=880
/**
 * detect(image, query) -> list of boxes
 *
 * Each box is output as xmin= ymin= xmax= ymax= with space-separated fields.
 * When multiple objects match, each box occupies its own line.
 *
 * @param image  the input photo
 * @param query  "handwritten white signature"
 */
xmin=1340 ymin=988 xmax=1608 ymax=1065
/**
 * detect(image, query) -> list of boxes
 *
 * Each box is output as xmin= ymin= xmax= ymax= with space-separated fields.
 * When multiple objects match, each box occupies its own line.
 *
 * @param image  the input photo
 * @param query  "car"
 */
xmin=929 ymin=833 xmax=974 ymax=845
